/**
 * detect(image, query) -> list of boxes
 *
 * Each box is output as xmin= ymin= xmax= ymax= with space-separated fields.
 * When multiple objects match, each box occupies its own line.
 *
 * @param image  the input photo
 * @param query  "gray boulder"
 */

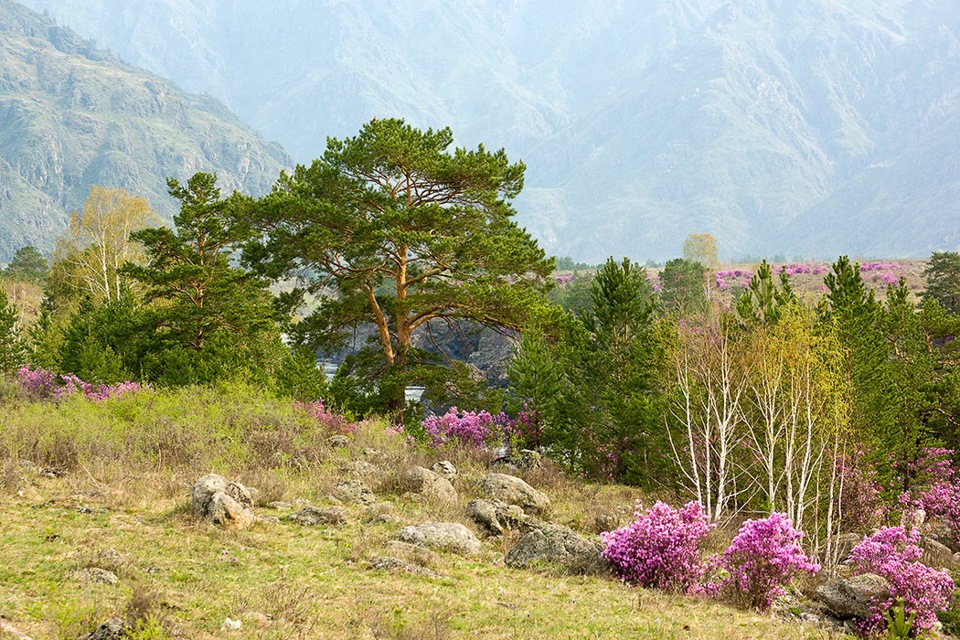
xmin=76 ymin=567 xmax=119 ymax=585
xmin=477 ymin=473 xmax=550 ymax=516
xmin=431 ymin=460 xmax=458 ymax=480
xmin=815 ymin=573 xmax=891 ymax=620
xmin=368 ymin=556 xmax=438 ymax=577
xmin=921 ymin=536 xmax=956 ymax=569
xmin=401 ymin=466 xmax=458 ymax=505
xmin=333 ymin=480 xmax=376 ymax=505
xmin=504 ymin=523 xmax=608 ymax=574
xmin=288 ymin=505 xmax=347 ymax=526
xmin=327 ymin=434 xmax=349 ymax=448
xmin=79 ymin=618 xmax=126 ymax=640
xmin=191 ymin=474 xmax=255 ymax=528
xmin=396 ymin=522 xmax=481 ymax=555
xmin=466 ymin=498 xmax=537 ymax=537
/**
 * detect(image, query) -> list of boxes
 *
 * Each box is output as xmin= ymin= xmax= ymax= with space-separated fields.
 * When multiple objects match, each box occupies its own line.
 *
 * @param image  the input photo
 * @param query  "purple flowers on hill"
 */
xmin=16 ymin=366 xmax=143 ymax=401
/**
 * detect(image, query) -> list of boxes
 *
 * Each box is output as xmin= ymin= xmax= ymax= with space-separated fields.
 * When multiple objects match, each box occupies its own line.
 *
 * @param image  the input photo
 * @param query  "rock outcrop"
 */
xmin=191 ymin=474 xmax=255 ymax=528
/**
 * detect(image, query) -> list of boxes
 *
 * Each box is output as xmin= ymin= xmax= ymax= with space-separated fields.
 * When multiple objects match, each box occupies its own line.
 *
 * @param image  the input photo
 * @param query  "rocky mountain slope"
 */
xmin=12 ymin=0 xmax=960 ymax=262
xmin=0 ymin=0 xmax=289 ymax=261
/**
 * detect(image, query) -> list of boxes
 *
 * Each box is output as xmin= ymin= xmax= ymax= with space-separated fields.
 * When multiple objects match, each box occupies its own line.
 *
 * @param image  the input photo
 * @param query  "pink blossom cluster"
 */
xmin=875 ymin=272 xmax=900 ymax=286
xmin=899 ymin=448 xmax=960 ymax=547
xmin=554 ymin=275 xmax=575 ymax=286
xmin=848 ymin=526 xmax=955 ymax=634
xmin=714 ymin=269 xmax=754 ymax=290
xmin=774 ymin=263 xmax=828 ymax=276
xmin=600 ymin=501 xmax=715 ymax=594
xmin=293 ymin=399 xmax=357 ymax=434
xmin=860 ymin=262 xmax=901 ymax=272
xmin=720 ymin=513 xmax=820 ymax=610
xmin=421 ymin=407 xmax=540 ymax=450
xmin=16 ymin=366 xmax=143 ymax=401
xmin=646 ymin=273 xmax=661 ymax=293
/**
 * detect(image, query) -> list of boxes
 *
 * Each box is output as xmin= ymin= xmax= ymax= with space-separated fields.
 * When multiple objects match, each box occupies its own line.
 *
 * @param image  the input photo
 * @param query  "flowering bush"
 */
xmin=294 ymin=399 xmax=357 ymax=434
xmin=848 ymin=526 xmax=955 ymax=635
xmin=835 ymin=449 xmax=884 ymax=533
xmin=420 ymin=407 xmax=540 ymax=450
xmin=720 ymin=513 xmax=819 ymax=610
xmin=600 ymin=501 xmax=714 ymax=594
xmin=16 ymin=366 xmax=143 ymax=401
xmin=899 ymin=448 xmax=960 ymax=547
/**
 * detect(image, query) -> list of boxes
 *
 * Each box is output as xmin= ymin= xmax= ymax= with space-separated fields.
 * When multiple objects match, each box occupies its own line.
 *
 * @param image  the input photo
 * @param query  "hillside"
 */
xmin=0 ymin=0 xmax=289 ymax=262
xmin=17 ymin=0 xmax=960 ymax=262
xmin=0 ymin=384 xmax=837 ymax=639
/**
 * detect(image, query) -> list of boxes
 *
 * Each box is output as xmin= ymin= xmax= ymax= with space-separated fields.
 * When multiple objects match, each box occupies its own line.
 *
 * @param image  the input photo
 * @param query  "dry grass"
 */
xmin=0 ymin=387 xmax=852 ymax=639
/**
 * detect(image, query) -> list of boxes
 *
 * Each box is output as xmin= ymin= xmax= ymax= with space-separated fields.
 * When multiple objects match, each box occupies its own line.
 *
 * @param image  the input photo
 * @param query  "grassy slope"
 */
xmin=0 ymin=385 xmax=844 ymax=640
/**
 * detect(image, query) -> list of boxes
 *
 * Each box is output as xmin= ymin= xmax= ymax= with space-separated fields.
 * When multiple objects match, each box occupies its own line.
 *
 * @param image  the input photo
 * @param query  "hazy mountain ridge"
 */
xmin=0 ymin=0 xmax=290 ymax=261
xmin=13 ymin=0 xmax=960 ymax=261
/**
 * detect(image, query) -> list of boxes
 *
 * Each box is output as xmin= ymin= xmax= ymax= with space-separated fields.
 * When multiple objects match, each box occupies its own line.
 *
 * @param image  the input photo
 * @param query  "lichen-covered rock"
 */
xmin=814 ymin=573 xmax=891 ymax=620
xmin=327 ymin=434 xmax=349 ymax=448
xmin=466 ymin=498 xmax=536 ymax=537
xmin=396 ymin=522 xmax=481 ymax=555
xmin=79 ymin=618 xmax=127 ymax=640
xmin=288 ymin=505 xmax=347 ymax=526
xmin=921 ymin=536 xmax=957 ymax=569
xmin=384 ymin=540 xmax=441 ymax=567
xmin=191 ymin=474 xmax=255 ymax=528
xmin=333 ymin=480 xmax=376 ymax=505
xmin=368 ymin=556 xmax=438 ymax=577
xmin=401 ymin=466 xmax=458 ymax=505
xmin=431 ymin=460 xmax=458 ymax=480
xmin=477 ymin=473 xmax=550 ymax=516
xmin=76 ymin=567 xmax=119 ymax=584
xmin=504 ymin=523 xmax=608 ymax=574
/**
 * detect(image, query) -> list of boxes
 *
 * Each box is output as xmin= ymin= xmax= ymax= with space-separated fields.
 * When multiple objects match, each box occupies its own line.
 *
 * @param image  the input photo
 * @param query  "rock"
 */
xmin=256 ymin=515 xmax=282 ymax=524
xmin=77 ymin=567 xmax=119 ymax=584
xmin=466 ymin=498 xmax=535 ymax=537
xmin=221 ymin=617 xmax=242 ymax=632
xmin=815 ymin=573 xmax=891 ymax=620
xmin=333 ymin=480 xmax=376 ymax=505
xmin=477 ymin=473 xmax=550 ymax=516
xmin=288 ymin=505 xmax=347 ymax=526
xmin=491 ymin=449 xmax=542 ymax=471
xmin=327 ymin=435 xmax=349 ymax=448
xmin=208 ymin=492 xmax=256 ymax=529
xmin=91 ymin=548 xmax=124 ymax=571
xmin=79 ymin=618 xmax=126 ymax=640
xmin=396 ymin=522 xmax=482 ymax=555
xmin=401 ymin=466 xmax=458 ymax=505
xmin=830 ymin=533 xmax=862 ymax=564
xmin=921 ymin=536 xmax=956 ymax=569
xmin=504 ymin=523 xmax=609 ymax=574
xmin=368 ymin=556 xmax=438 ymax=577
xmin=267 ymin=501 xmax=293 ymax=511
xmin=341 ymin=460 xmax=379 ymax=477
xmin=191 ymin=474 xmax=255 ymax=528
xmin=431 ymin=460 xmax=458 ymax=480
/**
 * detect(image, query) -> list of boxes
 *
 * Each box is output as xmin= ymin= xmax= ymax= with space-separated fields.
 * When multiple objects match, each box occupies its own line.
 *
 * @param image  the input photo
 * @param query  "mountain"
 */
xmin=0 ymin=0 xmax=290 ymax=261
xmin=12 ymin=0 xmax=960 ymax=262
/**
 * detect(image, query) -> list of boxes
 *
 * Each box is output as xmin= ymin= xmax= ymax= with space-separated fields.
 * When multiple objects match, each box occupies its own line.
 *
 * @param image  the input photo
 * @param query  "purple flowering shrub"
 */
xmin=898 ymin=448 xmax=960 ymax=547
xmin=421 ymin=407 xmax=541 ymax=450
xmin=16 ymin=366 xmax=143 ymax=401
xmin=835 ymin=449 xmax=884 ymax=533
xmin=720 ymin=513 xmax=819 ymax=610
xmin=293 ymin=399 xmax=358 ymax=434
xmin=600 ymin=501 xmax=715 ymax=594
xmin=848 ymin=526 xmax=955 ymax=635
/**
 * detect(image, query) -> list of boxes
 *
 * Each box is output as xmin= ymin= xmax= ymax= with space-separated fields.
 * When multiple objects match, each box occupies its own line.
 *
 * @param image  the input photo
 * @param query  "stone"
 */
xmin=327 ymin=435 xmax=349 ymax=448
xmin=401 ymin=466 xmax=458 ymax=505
xmin=477 ymin=473 xmax=550 ymax=516
xmin=191 ymin=474 xmax=255 ymax=528
xmin=333 ymin=480 xmax=376 ymax=505
xmin=79 ymin=618 xmax=127 ymax=640
xmin=368 ymin=556 xmax=438 ymax=577
xmin=921 ymin=536 xmax=956 ymax=569
xmin=256 ymin=515 xmax=282 ymax=524
xmin=288 ymin=505 xmax=347 ymax=527
xmin=267 ymin=501 xmax=293 ymax=511
xmin=431 ymin=460 xmax=458 ymax=480
xmin=77 ymin=567 xmax=119 ymax=584
xmin=466 ymin=498 xmax=535 ymax=537
xmin=341 ymin=460 xmax=379 ymax=477
xmin=504 ymin=523 xmax=609 ymax=574
xmin=829 ymin=533 xmax=862 ymax=564
xmin=815 ymin=573 xmax=892 ymax=620
xmin=396 ymin=522 xmax=482 ymax=555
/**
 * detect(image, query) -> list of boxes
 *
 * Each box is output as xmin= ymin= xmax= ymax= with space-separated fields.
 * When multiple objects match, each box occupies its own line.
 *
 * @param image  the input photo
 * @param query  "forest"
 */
xmin=4 ymin=118 xmax=960 ymax=637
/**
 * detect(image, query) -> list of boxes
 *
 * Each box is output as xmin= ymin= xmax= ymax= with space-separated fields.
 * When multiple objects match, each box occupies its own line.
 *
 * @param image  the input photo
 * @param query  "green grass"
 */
xmin=0 ymin=384 xmax=850 ymax=639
